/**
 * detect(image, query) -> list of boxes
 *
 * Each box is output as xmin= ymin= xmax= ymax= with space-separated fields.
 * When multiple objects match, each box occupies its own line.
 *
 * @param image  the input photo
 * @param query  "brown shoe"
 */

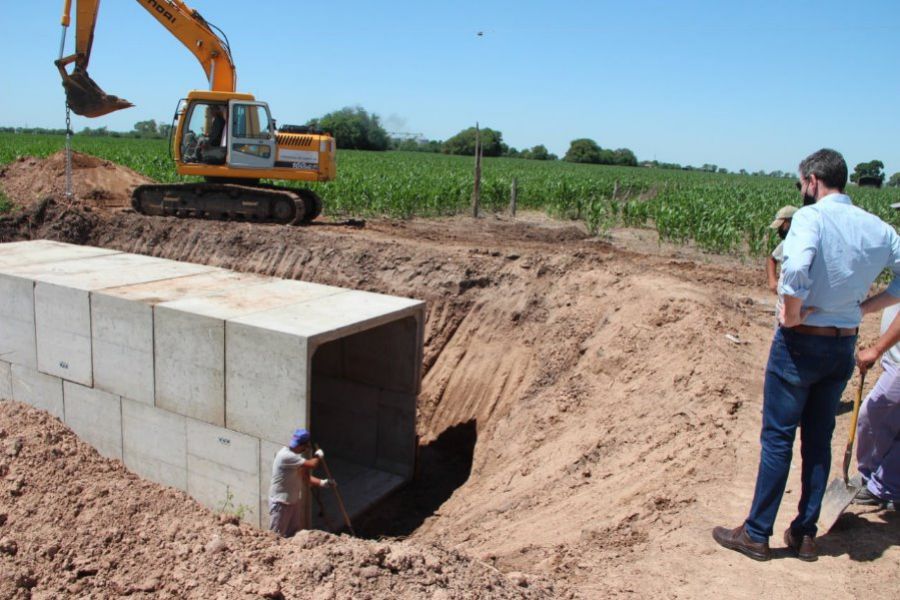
xmin=712 ymin=525 xmax=771 ymax=561
xmin=784 ymin=528 xmax=817 ymax=562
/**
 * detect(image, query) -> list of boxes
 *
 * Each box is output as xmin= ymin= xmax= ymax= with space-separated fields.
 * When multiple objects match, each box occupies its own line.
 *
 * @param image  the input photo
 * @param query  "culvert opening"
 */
xmin=353 ymin=419 xmax=477 ymax=539
xmin=309 ymin=315 xmax=421 ymax=531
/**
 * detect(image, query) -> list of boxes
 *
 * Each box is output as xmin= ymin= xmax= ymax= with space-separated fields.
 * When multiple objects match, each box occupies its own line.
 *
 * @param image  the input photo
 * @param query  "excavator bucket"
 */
xmin=57 ymin=64 xmax=133 ymax=118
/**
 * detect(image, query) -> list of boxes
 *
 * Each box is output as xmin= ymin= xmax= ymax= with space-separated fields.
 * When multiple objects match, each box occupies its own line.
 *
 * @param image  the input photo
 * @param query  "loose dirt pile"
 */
xmin=0 ymin=402 xmax=560 ymax=599
xmin=1 ymin=154 xmax=898 ymax=599
xmin=0 ymin=150 xmax=150 ymax=211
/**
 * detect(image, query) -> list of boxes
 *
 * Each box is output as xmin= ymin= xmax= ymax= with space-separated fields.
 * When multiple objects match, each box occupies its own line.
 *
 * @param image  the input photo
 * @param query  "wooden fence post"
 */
xmin=472 ymin=123 xmax=481 ymax=218
xmin=509 ymin=177 xmax=517 ymax=217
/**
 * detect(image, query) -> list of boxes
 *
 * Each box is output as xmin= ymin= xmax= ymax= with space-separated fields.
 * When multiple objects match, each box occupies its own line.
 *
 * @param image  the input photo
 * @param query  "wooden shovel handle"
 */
xmin=314 ymin=444 xmax=356 ymax=536
xmin=842 ymin=372 xmax=866 ymax=485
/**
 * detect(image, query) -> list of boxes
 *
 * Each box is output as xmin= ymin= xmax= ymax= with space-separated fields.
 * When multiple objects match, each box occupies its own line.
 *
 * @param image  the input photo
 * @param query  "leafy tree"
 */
xmin=517 ymin=144 xmax=554 ymax=160
xmin=442 ymin=127 xmax=504 ymax=157
xmin=133 ymin=119 xmax=158 ymax=138
xmin=612 ymin=148 xmax=637 ymax=166
xmin=158 ymin=123 xmax=173 ymax=139
xmin=850 ymin=160 xmax=885 ymax=187
xmin=564 ymin=138 xmax=602 ymax=164
xmin=79 ymin=126 xmax=109 ymax=137
xmin=390 ymin=137 xmax=442 ymax=153
xmin=307 ymin=106 xmax=389 ymax=151
xmin=565 ymin=139 xmax=636 ymax=165
xmin=888 ymin=172 xmax=900 ymax=188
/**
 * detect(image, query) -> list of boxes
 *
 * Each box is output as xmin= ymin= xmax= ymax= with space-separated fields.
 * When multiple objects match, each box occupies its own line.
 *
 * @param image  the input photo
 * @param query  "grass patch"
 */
xmin=0 ymin=188 xmax=11 ymax=214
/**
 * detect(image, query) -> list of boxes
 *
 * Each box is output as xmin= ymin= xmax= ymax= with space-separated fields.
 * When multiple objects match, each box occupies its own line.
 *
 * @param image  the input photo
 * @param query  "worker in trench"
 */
xmin=268 ymin=428 xmax=336 ymax=537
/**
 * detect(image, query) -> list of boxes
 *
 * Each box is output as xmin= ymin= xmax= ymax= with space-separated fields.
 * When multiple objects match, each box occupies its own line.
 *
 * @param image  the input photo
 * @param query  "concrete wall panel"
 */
xmin=122 ymin=399 xmax=187 ymax=491
xmin=91 ymin=295 xmax=155 ymax=405
xmin=63 ymin=382 xmax=122 ymax=460
xmin=187 ymin=419 xmax=260 ymax=526
xmin=155 ymin=309 xmax=225 ymax=425
xmin=34 ymin=283 xmax=92 ymax=385
xmin=225 ymin=322 xmax=308 ymax=442
xmin=154 ymin=279 xmax=339 ymax=427
xmin=0 ymin=360 xmax=13 ymax=400
xmin=375 ymin=400 xmax=416 ymax=477
xmin=0 ymin=240 xmax=119 ymax=269
xmin=342 ymin=316 xmax=419 ymax=393
xmin=233 ymin=290 xmax=424 ymax=344
xmin=311 ymin=375 xmax=378 ymax=464
xmin=259 ymin=439 xmax=282 ymax=529
xmin=0 ymin=276 xmax=37 ymax=368
xmin=94 ymin=272 xmax=271 ymax=406
xmin=11 ymin=364 xmax=64 ymax=419
xmin=5 ymin=252 xmax=216 ymax=292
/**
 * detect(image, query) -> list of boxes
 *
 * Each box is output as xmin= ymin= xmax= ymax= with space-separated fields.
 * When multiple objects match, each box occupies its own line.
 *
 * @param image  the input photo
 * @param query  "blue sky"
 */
xmin=3 ymin=1 xmax=899 ymax=175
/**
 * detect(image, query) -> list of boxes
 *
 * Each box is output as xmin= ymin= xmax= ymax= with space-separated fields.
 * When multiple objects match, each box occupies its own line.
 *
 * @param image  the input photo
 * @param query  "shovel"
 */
xmin=817 ymin=371 xmax=866 ymax=533
xmin=314 ymin=444 xmax=356 ymax=536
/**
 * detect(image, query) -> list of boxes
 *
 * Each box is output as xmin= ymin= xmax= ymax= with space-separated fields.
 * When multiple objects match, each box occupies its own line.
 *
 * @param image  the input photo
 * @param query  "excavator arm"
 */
xmin=56 ymin=0 xmax=237 ymax=117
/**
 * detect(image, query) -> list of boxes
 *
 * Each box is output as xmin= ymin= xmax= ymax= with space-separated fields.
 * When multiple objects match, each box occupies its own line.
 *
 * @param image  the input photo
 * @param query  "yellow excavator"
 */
xmin=55 ymin=0 xmax=336 ymax=224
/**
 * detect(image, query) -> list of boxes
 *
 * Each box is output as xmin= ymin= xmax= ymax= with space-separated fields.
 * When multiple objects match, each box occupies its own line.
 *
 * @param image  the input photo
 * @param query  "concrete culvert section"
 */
xmin=0 ymin=240 xmax=424 ymax=532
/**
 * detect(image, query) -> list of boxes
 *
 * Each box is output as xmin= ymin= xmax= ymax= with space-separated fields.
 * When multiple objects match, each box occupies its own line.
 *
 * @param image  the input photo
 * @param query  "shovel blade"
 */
xmin=817 ymin=473 xmax=862 ymax=533
xmin=60 ymin=66 xmax=133 ymax=118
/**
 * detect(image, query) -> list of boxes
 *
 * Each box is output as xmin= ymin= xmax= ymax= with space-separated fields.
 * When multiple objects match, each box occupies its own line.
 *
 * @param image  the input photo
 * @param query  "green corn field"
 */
xmin=2 ymin=132 xmax=899 ymax=256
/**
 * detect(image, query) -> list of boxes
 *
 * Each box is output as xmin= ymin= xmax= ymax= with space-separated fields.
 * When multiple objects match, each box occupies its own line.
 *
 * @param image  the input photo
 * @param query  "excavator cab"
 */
xmin=176 ymin=95 xmax=277 ymax=171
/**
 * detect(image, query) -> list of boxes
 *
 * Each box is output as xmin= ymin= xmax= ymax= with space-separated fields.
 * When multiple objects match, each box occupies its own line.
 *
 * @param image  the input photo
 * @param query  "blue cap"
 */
xmin=289 ymin=428 xmax=311 ymax=448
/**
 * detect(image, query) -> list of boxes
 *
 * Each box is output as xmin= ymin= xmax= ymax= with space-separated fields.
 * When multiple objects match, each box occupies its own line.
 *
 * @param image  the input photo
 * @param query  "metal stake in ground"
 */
xmin=314 ymin=443 xmax=355 ymax=536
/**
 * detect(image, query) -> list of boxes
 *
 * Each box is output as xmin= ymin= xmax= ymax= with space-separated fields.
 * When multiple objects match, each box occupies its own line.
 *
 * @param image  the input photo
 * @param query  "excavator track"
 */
xmin=131 ymin=183 xmax=323 ymax=225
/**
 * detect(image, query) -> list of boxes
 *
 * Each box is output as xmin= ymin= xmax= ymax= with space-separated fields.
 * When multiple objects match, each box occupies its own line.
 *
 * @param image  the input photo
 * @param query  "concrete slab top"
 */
xmin=229 ymin=290 xmax=424 ymax=344
xmin=157 ymin=278 xmax=346 ymax=320
xmin=0 ymin=240 xmax=121 ymax=270
xmin=95 ymin=270 xmax=273 ymax=305
xmin=4 ymin=252 xmax=217 ymax=291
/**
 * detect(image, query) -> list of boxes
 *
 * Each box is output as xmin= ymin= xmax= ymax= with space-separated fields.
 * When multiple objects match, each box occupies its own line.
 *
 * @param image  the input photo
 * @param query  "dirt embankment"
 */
xmin=1 ymin=155 xmax=898 ymax=599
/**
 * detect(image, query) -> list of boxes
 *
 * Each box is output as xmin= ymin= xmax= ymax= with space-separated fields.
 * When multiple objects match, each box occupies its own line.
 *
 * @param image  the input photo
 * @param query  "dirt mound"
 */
xmin=0 ymin=151 xmax=151 ymax=211
xmin=1 ymin=159 xmax=898 ymax=598
xmin=0 ymin=402 xmax=562 ymax=599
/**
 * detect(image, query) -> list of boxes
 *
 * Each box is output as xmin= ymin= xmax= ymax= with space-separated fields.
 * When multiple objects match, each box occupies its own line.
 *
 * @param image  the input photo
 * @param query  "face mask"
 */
xmin=801 ymin=178 xmax=816 ymax=205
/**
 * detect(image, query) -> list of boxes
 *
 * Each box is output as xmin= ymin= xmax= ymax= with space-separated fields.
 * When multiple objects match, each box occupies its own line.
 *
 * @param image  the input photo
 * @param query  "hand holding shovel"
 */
xmin=314 ymin=444 xmax=355 ymax=536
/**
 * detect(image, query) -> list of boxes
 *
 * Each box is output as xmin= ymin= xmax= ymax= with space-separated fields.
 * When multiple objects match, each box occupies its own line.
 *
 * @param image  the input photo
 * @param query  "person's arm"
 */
xmin=860 ymin=290 xmax=900 ymax=316
xmin=779 ymin=209 xmax=819 ymax=326
xmin=858 ymin=311 xmax=900 ymax=374
xmin=766 ymin=256 xmax=779 ymax=293
xmin=297 ymin=449 xmax=333 ymax=487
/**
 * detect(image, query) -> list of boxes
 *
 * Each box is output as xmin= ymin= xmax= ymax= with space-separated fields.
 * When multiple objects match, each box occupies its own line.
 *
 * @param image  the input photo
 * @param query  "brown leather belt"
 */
xmin=786 ymin=325 xmax=858 ymax=337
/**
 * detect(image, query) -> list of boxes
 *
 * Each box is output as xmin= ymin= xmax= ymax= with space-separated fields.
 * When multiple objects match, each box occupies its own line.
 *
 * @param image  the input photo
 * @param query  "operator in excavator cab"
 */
xmin=198 ymin=104 xmax=227 ymax=164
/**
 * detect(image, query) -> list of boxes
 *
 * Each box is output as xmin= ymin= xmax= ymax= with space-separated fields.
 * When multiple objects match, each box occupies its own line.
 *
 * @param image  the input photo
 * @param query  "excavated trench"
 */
xmin=2 ymin=155 xmax=899 ymax=599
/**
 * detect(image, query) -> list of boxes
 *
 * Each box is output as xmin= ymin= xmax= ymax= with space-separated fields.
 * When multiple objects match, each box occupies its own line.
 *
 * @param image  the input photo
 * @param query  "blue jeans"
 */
xmin=744 ymin=327 xmax=856 ymax=542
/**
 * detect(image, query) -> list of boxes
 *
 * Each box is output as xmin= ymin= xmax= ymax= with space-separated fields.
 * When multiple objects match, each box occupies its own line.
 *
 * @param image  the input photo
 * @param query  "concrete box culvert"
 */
xmin=0 ymin=240 xmax=425 ymax=531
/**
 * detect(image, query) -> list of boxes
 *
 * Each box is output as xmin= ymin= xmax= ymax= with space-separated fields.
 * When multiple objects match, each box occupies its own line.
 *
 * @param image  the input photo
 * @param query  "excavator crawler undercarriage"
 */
xmin=131 ymin=183 xmax=323 ymax=225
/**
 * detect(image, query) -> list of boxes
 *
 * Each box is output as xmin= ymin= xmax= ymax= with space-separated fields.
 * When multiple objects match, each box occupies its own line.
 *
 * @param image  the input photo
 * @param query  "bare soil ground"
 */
xmin=0 ymin=155 xmax=898 ymax=599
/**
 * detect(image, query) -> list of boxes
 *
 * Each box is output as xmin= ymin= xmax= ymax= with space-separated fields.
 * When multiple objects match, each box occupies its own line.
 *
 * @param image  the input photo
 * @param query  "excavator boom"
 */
xmin=56 ymin=0 xmax=236 ymax=117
